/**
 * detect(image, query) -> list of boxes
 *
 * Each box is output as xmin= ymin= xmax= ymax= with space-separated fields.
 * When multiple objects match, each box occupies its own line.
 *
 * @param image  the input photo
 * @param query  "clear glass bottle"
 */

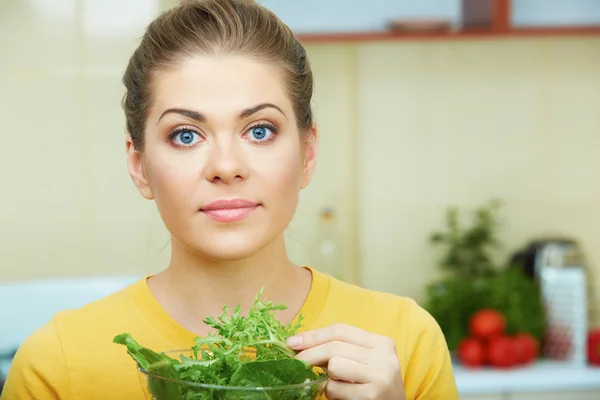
xmin=314 ymin=208 xmax=342 ymax=280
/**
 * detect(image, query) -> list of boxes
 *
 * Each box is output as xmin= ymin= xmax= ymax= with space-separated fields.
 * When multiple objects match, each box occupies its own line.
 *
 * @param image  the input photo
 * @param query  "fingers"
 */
xmin=287 ymin=323 xmax=405 ymax=399
xmin=327 ymin=356 xmax=372 ymax=384
xmin=325 ymin=380 xmax=370 ymax=400
xmin=295 ymin=340 xmax=369 ymax=367
xmin=287 ymin=323 xmax=392 ymax=351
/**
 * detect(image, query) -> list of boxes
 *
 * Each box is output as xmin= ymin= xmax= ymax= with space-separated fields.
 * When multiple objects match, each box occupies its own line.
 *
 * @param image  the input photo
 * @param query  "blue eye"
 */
xmin=171 ymin=129 xmax=201 ymax=146
xmin=248 ymin=124 xmax=276 ymax=142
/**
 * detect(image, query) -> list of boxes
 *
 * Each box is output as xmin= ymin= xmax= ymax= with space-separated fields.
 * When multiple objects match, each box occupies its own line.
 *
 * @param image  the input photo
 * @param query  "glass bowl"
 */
xmin=137 ymin=349 xmax=328 ymax=400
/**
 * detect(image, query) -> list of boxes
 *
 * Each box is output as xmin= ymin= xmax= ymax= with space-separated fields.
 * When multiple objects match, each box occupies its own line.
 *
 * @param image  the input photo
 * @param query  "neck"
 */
xmin=148 ymin=234 xmax=312 ymax=335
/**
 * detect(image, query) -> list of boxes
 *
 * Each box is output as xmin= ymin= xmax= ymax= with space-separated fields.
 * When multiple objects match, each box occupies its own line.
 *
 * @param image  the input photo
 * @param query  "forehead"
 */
xmin=149 ymin=54 xmax=291 ymax=118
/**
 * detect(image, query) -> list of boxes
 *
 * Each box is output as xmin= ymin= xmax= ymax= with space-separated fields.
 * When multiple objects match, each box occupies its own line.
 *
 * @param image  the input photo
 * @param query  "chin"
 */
xmin=189 ymin=232 xmax=274 ymax=262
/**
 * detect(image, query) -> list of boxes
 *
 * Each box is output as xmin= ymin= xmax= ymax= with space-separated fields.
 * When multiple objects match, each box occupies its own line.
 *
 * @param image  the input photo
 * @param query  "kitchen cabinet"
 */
xmin=258 ymin=0 xmax=460 ymax=34
xmin=258 ymin=0 xmax=600 ymax=36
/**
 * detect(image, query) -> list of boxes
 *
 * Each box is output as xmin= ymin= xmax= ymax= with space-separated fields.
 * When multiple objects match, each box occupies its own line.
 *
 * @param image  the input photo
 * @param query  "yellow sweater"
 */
xmin=2 ymin=268 xmax=458 ymax=399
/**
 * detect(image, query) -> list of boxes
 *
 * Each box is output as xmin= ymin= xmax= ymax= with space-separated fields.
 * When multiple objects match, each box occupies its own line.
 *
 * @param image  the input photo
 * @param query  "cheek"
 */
xmin=258 ymin=146 xmax=304 ymax=203
xmin=144 ymin=151 xmax=198 ymax=211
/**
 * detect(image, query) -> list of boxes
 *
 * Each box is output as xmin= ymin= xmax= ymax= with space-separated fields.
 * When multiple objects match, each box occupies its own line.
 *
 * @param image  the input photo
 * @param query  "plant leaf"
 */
xmin=229 ymin=359 xmax=318 ymax=387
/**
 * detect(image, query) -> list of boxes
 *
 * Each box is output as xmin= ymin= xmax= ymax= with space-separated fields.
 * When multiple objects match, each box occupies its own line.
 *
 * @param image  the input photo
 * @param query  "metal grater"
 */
xmin=537 ymin=243 xmax=588 ymax=365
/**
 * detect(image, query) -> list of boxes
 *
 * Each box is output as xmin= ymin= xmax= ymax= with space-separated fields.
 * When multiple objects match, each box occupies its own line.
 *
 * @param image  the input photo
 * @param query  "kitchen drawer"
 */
xmin=460 ymin=395 xmax=504 ymax=400
xmin=511 ymin=390 xmax=600 ymax=400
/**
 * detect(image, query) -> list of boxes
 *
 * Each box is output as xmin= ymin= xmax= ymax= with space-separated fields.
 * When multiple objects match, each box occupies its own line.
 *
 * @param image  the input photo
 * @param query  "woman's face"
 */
xmin=127 ymin=55 xmax=317 ymax=261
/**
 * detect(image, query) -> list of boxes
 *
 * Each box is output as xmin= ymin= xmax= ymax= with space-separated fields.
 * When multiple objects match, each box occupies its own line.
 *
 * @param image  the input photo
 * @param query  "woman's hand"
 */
xmin=286 ymin=323 xmax=406 ymax=400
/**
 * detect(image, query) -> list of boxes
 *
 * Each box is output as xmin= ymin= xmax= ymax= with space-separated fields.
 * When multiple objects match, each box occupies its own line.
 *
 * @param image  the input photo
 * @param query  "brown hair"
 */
xmin=122 ymin=0 xmax=314 ymax=151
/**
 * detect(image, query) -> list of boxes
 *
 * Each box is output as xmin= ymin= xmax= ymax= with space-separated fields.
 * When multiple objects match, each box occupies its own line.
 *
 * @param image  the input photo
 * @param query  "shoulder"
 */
xmin=320 ymin=270 xmax=449 ymax=343
xmin=3 ymin=315 xmax=69 ymax=398
xmin=7 ymin=278 xmax=138 ymax=360
xmin=316 ymin=269 xmax=434 ymax=336
xmin=3 ymin=279 xmax=147 ymax=398
xmin=8 ymin=279 xmax=137 ymax=359
xmin=46 ymin=278 xmax=147 ymax=357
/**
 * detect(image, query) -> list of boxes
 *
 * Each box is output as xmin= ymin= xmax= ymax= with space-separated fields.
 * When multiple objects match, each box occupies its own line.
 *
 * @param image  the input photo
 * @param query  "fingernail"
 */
xmin=286 ymin=335 xmax=303 ymax=347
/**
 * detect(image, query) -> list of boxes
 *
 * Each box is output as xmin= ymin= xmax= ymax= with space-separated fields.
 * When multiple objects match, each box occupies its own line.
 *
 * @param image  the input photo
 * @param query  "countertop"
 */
xmin=454 ymin=360 xmax=600 ymax=394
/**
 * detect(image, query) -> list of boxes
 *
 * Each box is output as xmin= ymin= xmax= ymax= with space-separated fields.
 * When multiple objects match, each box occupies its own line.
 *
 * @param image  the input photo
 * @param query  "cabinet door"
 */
xmin=511 ymin=390 xmax=600 ymax=400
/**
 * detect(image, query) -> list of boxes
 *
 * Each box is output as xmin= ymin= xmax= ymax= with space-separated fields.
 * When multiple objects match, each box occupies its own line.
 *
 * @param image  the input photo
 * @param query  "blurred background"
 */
xmin=1 ymin=0 xmax=600 ymax=398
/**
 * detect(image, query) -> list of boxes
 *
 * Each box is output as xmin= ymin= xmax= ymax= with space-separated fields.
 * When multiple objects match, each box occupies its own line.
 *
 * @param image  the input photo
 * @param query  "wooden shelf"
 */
xmin=296 ymin=26 xmax=600 ymax=44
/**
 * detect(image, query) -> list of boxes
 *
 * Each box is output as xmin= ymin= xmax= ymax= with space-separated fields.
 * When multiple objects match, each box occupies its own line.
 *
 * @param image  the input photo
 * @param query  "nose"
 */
xmin=203 ymin=137 xmax=248 ymax=184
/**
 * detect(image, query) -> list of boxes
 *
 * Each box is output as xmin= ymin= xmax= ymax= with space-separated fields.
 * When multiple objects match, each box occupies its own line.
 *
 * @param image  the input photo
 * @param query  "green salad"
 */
xmin=114 ymin=289 xmax=327 ymax=399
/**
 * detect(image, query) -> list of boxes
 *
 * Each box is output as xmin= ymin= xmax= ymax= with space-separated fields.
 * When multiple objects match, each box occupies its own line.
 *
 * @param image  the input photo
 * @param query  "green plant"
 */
xmin=483 ymin=268 xmax=546 ymax=341
xmin=429 ymin=199 xmax=503 ymax=279
xmin=424 ymin=200 xmax=546 ymax=351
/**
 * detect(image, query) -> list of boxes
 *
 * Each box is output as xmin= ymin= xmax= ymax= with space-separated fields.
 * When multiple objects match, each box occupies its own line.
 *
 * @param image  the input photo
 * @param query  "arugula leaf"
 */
xmin=113 ymin=333 xmax=177 ymax=372
xmin=114 ymin=288 xmax=326 ymax=400
xmin=113 ymin=333 xmax=183 ymax=399
xmin=199 ymin=288 xmax=299 ymax=359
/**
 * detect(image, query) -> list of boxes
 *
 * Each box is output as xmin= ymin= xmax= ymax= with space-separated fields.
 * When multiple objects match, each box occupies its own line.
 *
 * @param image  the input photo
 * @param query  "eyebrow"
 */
xmin=157 ymin=103 xmax=287 ymax=125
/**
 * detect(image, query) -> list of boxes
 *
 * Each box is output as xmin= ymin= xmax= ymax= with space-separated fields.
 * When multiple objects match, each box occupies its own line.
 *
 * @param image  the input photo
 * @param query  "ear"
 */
xmin=126 ymin=135 xmax=154 ymax=200
xmin=300 ymin=125 xmax=318 ymax=189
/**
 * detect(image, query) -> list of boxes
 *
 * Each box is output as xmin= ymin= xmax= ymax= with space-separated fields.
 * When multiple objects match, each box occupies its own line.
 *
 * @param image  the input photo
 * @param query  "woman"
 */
xmin=2 ymin=1 xmax=458 ymax=399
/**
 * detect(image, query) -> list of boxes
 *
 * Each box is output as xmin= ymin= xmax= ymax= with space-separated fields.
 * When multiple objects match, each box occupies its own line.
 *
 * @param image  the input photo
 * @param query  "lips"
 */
xmin=200 ymin=198 xmax=259 ymax=222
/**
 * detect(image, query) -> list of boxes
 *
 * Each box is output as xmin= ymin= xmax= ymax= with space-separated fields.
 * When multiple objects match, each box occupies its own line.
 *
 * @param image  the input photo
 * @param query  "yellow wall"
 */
xmin=1 ymin=1 xmax=598 ymax=321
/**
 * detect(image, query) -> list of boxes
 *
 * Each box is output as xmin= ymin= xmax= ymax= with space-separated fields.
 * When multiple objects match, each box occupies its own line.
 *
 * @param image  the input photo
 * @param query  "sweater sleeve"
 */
xmin=2 ymin=319 xmax=70 ymax=400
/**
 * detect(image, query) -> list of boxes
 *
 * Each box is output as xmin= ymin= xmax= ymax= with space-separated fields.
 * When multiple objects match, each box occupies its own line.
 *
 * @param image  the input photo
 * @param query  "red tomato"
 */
xmin=469 ymin=309 xmax=506 ymax=340
xmin=588 ymin=328 xmax=600 ymax=365
xmin=488 ymin=336 xmax=518 ymax=368
xmin=512 ymin=333 xmax=539 ymax=365
xmin=458 ymin=337 xmax=486 ymax=368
